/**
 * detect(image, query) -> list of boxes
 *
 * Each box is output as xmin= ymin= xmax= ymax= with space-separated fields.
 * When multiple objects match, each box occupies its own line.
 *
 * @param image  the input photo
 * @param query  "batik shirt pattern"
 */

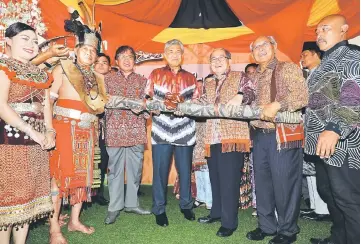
xmin=305 ymin=41 xmax=360 ymax=169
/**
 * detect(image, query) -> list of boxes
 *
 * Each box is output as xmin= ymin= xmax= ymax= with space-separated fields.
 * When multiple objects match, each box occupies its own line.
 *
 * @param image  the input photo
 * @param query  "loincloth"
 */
xmin=49 ymin=99 xmax=97 ymax=205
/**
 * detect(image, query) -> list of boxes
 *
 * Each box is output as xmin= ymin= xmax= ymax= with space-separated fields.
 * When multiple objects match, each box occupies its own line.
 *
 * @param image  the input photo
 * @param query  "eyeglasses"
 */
xmin=252 ymin=41 xmax=272 ymax=52
xmin=118 ymin=55 xmax=135 ymax=60
xmin=210 ymin=56 xmax=229 ymax=63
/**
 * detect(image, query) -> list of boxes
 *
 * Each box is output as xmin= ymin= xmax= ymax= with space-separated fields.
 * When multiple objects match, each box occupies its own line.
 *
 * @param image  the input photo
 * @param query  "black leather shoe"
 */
xmin=301 ymin=212 xmax=331 ymax=221
xmin=104 ymin=211 xmax=120 ymax=225
xmin=269 ymin=234 xmax=297 ymax=244
xmin=216 ymin=226 xmax=236 ymax=237
xmin=310 ymin=237 xmax=333 ymax=244
xmin=300 ymin=208 xmax=314 ymax=215
xmin=198 ymin=215 xmax=221 ymax=224
xmin=155 ymin=212 xmax=169 ymax=227
xmin=246 ymin=228 xmax=276 ymax=241
xmin=181 ymin=209 xmax=195 ymax=221
xmin=193 ymin=200 xmax=205 ymax=208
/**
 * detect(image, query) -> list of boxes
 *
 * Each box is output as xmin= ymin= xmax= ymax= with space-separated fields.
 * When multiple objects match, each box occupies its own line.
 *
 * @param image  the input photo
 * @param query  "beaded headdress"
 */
xmin=64 ymin=1 xmax=102 ymax=52
xmin=0 ymin=0 xmax=47 ymax=53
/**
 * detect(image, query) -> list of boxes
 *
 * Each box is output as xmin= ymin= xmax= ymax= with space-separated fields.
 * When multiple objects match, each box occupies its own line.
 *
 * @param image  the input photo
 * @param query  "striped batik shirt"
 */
xmin=145 ymin=66 xmax=199 ymax=146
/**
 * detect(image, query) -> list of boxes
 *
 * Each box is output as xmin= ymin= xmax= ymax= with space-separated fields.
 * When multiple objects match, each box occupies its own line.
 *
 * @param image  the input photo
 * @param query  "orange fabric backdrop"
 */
xmin=40 ymin=0 xmax=359 ymax=62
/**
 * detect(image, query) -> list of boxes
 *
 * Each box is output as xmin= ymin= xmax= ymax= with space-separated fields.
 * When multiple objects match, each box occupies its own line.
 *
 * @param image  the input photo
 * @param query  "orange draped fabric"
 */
xmin=303 ymin=0 xmax=360 ymax=41
xmin=40 ymin=0 xmax=178 ymax=59
xmin=40 ymin=0 xmax=359 ymax=62
xmin=224 ymin=0 xmax=314 ymax=62
xmin=97 ymin=0 xmax=181 ymax=27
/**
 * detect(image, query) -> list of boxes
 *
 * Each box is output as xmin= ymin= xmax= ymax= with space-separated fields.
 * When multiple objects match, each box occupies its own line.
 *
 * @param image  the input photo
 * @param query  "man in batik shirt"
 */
xmin=229 ymin=36 xmax=308 ymax=244
xmin=104 ymin=46 xmax=151 ymax=225
xmin=93 ymin=53 xmax=111 ymax=206
xmin=306 ymin=14 xmax=360 ymax=244
xmin=145 ymin=39 xmax=199 ymax=227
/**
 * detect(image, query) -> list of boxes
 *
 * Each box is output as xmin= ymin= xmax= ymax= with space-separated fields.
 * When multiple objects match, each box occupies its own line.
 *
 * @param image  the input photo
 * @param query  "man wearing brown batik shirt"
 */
xmin=228 ymin=36 xmax=308 ymax=244
xmin=104 ymin=46 xmax=151 ymax=225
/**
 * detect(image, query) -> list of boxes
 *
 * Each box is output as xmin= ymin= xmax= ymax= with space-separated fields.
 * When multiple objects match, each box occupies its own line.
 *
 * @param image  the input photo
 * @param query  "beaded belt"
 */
xmin=9 ymin=102 xmax=43 ymax=114
xmin=53 ymin=106 xmax=97 ymax=129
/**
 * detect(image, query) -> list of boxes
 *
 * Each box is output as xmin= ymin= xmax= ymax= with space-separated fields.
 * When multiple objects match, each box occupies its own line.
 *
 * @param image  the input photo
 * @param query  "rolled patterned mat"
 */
xmin=106 ymin=96 xmax=302 ymax=124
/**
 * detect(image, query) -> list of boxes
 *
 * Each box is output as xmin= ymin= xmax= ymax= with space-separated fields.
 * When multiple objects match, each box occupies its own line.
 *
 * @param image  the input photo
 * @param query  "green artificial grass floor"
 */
xmin=28 ymin=186 xmax=330 ymax=244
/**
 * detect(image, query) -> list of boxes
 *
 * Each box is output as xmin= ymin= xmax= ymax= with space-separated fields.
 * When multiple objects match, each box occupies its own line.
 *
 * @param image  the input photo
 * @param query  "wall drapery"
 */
xmin=39 ymin=0 xmax=359 ymax=62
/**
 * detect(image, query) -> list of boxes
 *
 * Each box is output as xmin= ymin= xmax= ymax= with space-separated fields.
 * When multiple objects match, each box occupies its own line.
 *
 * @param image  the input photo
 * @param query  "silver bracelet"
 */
xmin=46 ymin=128 xmax=56 ymax=135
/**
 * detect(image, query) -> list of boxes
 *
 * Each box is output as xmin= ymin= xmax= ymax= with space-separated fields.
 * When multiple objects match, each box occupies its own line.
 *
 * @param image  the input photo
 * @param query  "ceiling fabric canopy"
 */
xmin=38 ymin=0 xmax=359 ymax=62
xmin=170 ymin=0 xmax=242 ymax=28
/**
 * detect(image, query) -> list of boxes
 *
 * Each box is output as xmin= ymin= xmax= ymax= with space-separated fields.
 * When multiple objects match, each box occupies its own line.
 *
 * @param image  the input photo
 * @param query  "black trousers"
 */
xmin=98 ymin=130 xmax=109 ymax=196
xmin=152 ymin=144 xmax=194 ymax=215
xmin=252 ymin=129 xmax=303 ymax=236
xmin=312 ymin=155 xmax=360 ymax=244
xmin=207 ymin=144 xmax=244 ymax=229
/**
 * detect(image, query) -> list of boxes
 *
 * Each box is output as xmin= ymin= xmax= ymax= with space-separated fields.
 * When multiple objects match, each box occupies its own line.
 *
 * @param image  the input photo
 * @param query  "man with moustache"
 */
xmin=306 ymin=15 xmax=360 ymax=244
xmin=104 ymin=46 xmax=151 ymax=225
xmin=197 ymin=48 xmax=255 ymax=237
xmin=229 ymin=36 xmax=308 ymax=244
xmin=93 ymin=53 xmax=111 ymax=206
xmin=145 ymin=39 xmax=199 ymax=227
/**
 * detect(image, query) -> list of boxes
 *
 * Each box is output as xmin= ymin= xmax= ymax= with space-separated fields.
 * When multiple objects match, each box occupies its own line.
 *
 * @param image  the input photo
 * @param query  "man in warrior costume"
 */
xmin=48 ymin=5 xmax=108 ymax=243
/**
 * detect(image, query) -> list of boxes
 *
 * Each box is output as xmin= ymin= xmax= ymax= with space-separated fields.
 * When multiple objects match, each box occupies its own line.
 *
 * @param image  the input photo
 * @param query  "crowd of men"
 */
xmin=81 ymin=14 xmax=359 ymax=244
xmin=1 ymin=12 xmax=356 ymax=244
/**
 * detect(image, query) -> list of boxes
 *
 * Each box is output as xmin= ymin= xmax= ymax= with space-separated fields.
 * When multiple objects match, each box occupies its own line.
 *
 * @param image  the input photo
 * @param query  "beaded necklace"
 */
xmin=74 ymin=63 xmax=99 ymax=100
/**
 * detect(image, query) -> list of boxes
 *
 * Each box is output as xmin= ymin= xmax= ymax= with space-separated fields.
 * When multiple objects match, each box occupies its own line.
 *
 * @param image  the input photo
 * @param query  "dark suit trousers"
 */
xmin=152 ymin=144 xmax=194 ymax=215
xmin=253 ymin=129 xmax=303 ymax=236
xmin=98 ymin=130 xmax=109 ymax=196
xmin=313 ymin=155 xmax=360 ymax=244
xmin=207 ymin=144 xmax=244 ymax=229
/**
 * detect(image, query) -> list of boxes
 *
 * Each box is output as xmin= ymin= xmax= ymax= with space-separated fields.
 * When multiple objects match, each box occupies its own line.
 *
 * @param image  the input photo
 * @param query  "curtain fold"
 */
xmin=170 ymin=0 xmax=241 ymax=28
xmin=98 ymin=0 xmax=181 ymax=27
xmin=226 ymin=0 xmax=315 ymax=62
xmin=40 ymin=0 xmax=169 ymax=57
xmin=40 ymin=0 xmax=359 ymax=63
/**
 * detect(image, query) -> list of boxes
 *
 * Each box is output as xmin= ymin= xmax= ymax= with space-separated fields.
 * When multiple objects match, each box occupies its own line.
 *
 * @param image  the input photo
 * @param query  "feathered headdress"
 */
xmin=64 ymin=0 xmax=102 ymax=52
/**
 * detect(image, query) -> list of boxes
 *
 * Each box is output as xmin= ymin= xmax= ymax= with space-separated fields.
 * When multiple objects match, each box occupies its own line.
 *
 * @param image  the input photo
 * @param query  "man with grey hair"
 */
xmin=228 ymin=36 xmax=308 ymax=244
xmin=144 ymin=39 xmax=200 ymax=227
xmin=197 ymin=47 xmax=255 ymax=237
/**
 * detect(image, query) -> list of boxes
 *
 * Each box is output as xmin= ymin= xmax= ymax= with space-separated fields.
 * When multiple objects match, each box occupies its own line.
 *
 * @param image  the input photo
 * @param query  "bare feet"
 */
xmin=68 ymin=221 xmax=95 ymax=235
xmin=49 ymin=232 xmax=68 ymax=244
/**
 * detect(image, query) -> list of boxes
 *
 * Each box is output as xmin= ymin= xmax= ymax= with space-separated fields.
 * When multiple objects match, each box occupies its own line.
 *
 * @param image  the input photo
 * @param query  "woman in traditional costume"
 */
xmin=0 ymin=22 xmax=55 ymax=244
